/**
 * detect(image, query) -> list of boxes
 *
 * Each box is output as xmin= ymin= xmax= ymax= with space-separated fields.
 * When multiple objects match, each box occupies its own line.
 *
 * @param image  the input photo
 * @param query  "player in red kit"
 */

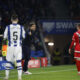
xmin=69 ymin=23 xmax=80 ymax=75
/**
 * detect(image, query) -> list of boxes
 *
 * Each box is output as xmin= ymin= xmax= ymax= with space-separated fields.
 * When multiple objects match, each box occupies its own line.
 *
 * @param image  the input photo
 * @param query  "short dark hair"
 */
xmin=77 ymin=23 xmax=80 ymax=27
xmin=11 ymin=14 xmax=18 ymax=20
xmin=29 ymin=22 xmax=36 ymax=27
xmin=76 ymin=23 xmax=80 ymax=27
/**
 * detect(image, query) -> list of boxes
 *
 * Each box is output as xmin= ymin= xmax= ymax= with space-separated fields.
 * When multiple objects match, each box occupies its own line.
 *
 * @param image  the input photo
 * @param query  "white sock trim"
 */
xmin=78 ymin=72 xmax=80 ymax=73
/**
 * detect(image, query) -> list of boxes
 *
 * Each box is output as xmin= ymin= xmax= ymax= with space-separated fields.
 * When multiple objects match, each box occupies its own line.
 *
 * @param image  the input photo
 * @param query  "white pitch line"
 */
xmin=32 ymin=69 xmax=77 ymax=75
xmin=0 ymin=68 xmax=77 ymax=79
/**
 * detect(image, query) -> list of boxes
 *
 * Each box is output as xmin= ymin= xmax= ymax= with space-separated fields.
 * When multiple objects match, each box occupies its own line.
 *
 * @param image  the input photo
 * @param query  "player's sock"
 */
xmin=5 ymin=70 xmax=9 ymax=79
xmin=18 ymin=70 xmax=22 ymax=80
xmin=5 ymin=62 xmax=11 ymax=79
xmin=17 ymin=60 xmax=22 ymax=80
xmin=76 ymin=59 xmax=80 ymax=72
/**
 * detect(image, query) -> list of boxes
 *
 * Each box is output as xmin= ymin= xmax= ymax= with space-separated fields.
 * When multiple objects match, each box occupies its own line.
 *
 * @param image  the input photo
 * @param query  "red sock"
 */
xmin=76 ymin=59 xmax=80 ymax=72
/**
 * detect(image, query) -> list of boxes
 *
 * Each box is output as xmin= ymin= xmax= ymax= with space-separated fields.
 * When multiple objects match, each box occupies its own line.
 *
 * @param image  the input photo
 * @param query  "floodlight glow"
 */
xmin=48 ymin=42 xmax=54 ymax=46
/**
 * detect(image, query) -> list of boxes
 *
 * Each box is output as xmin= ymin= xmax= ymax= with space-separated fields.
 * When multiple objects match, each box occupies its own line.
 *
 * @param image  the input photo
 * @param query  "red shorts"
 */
xmin=74 ymin=52 xmax=80 ymax=58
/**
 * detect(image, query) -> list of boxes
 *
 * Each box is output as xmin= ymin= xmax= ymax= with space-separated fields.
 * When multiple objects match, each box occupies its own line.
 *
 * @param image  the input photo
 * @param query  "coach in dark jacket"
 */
xmin=22 ymin=22 xmax=37 ymax=74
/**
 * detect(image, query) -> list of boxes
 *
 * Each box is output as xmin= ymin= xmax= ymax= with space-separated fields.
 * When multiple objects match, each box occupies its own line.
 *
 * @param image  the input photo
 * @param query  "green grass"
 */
xmin=0 ymin=65 xmax=80 ymax=80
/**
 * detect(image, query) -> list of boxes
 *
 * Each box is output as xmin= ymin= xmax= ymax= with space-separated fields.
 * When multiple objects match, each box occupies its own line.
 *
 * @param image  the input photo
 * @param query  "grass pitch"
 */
xmin=0 ymin=65 xmax=80 ymax=80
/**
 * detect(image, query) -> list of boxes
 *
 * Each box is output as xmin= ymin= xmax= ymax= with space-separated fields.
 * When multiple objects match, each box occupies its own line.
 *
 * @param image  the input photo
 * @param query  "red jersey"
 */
xmin=69 ymin=30 xmax=80 ymax=53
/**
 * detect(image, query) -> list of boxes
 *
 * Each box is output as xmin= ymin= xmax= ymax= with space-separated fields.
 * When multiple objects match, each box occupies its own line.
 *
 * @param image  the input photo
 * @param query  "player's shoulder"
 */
xmin=75 ymin=31 xmax=79 ymax=34
xmin=74 ymin=31 xmax=78 ymax=35
xmin=10 ymin=23 xmax=19 ymax=26
xmin=72 ymin=32 xmax=77 ymax=37
xmin=16 ymin=24 xmax=24 ymax=28
xmin=11 ymin=24 xmax=24 ymax=27
xmin=73 ymin=31 xmax=80 ymax=37
xmin=20 ymin=25 xmax=25 ymax=30
xmin=5 ymin=25 xmax=10 ymax=29
xmin=20 ymin=25 xmax=24 ymax=28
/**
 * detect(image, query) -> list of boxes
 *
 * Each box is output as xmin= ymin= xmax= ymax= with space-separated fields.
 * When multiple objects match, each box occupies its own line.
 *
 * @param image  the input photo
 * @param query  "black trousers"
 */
xmin=22 ymin=46 xmax=31 ymax=72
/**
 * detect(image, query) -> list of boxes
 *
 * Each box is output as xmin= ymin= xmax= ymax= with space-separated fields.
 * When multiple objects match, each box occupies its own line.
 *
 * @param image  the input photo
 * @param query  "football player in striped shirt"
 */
xmin=3 ymin=14 xmax=25 ymax=80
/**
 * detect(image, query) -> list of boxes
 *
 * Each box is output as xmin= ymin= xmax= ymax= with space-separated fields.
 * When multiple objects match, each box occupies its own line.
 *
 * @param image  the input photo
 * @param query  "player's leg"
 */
xmin=74 ymin=52 xmax=80 ymax=75
xmin=75 ymin=58 xmax=80 ymax=75
xmin=4 ymin=47 xmax=13 ymax=80
xmin=22 ymin=46 xmax=32 ymax=74
xmin=22 ymin=46 xmax=29 ymax=72
xmin=4 ymin=62 xmax=11 ymax=80
xmin=15 ymin=47 xmax=22 ymax=80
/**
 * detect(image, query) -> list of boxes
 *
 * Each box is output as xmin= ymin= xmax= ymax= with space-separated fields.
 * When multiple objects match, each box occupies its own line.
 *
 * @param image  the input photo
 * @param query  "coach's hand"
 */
xmin=29 ymin=31 xmax=32 ymax=35
xmin=69 ymin=49 xmax=71 ymax=54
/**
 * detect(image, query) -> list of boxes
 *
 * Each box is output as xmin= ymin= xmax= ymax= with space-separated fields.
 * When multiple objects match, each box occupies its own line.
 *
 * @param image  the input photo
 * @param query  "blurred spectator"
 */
xmin=63 ymin=43 xmax=72 ymax=64
xmin=0 ymin=0 xmax=53 ymax=24
xmin=66 ymin=0 xmax=80 ymax=19
xmin=52 ymin=48 xmax=61 ymax=65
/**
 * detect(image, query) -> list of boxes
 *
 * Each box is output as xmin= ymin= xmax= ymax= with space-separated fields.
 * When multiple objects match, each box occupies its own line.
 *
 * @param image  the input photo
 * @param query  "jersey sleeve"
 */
xmin=22 ymin=26 xmax=25 ymax=39
xmin=69 ymin=40 xmax=74 ymax=49
xmin=69 ymin=33 xmax=75 ymax=49
xmin=72 ymin=33 xmax=75 ymax=41
xmin=3 ymin=26 xmax=8 ymax=39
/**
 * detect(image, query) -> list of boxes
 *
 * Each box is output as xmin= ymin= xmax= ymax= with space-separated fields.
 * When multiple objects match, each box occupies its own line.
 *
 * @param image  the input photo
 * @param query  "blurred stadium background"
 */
xmin=0 ymin=0 xmax=80 ymax=80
